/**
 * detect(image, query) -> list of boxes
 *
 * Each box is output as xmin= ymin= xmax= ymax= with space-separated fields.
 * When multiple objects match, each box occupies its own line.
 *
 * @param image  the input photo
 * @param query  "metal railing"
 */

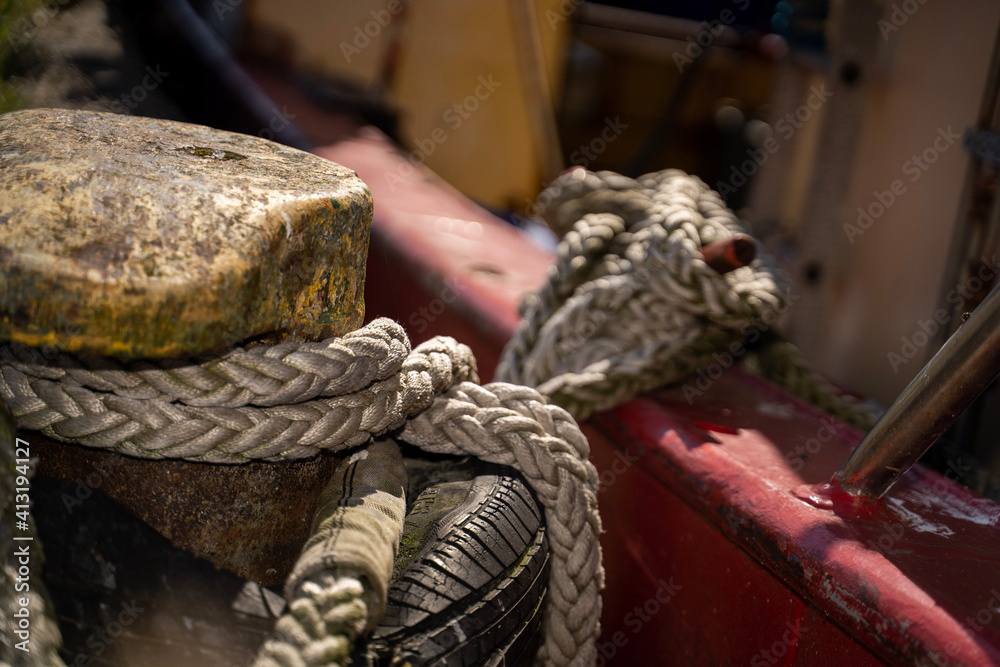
xmin=835 ymin=283 xmax=1000 ymax=499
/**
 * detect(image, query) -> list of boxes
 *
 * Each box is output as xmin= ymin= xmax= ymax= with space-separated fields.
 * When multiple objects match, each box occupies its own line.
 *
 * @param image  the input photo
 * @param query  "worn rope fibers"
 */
xmin=254 ymin=439 xmax=408 ymax=667
xmin=0 ymin=320 xmax=603 ymax=667
xmin=496 ymin=167 xmax=881 ymax=430
xmin=0 ymin=320 xmax=473 ymax=463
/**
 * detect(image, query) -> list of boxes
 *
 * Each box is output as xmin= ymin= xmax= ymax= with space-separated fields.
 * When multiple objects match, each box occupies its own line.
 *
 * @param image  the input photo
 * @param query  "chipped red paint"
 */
xmin=315 ymin=135 xmax=1000 ymax=665
xmin=601 ymin=380 xmax=1000 ymax=665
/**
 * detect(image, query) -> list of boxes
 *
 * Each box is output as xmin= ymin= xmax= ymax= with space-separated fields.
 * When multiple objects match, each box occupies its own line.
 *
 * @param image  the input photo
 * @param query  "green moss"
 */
xmin=392 ymin=531 xmax=429 ymax=584
xmin=175 ymin=146 xmax=248 ymax=161
xmin=0 ymin=0 xmax=45 ymax=114
xmin=394 ymin=533 xmax=421 ymax=575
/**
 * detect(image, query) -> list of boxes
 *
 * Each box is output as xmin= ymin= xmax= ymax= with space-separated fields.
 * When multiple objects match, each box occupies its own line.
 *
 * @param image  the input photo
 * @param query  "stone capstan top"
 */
xmin=0 ymin=107 xmax=372 ymax=358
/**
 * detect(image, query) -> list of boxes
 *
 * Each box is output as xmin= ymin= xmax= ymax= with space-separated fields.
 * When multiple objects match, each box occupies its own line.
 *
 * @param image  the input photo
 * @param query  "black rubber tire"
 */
xmin=30 ymin=451 xmax=547 ymax=666
xmin=351 ymin=454 xmax=550 ymax=667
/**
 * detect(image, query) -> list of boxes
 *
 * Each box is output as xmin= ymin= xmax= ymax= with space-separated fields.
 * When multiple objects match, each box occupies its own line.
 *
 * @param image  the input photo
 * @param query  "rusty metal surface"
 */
xmin=317 ymin=131 xmax=1000 ymax=664
xmin=34 ymin=432 xmax=344 ymax=586
xmin=0 ymin=108 xmax=371 ymax=357
xmin=701 ymin=233 xmax=757 ymax=275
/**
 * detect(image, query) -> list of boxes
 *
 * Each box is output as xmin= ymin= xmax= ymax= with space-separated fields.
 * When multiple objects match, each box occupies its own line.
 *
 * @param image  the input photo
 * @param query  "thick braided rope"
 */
xmin=498 ymin=167 xmax=882 ymax=428
xmin=398 ymin=382 xmax=602 ymax=667
xmin=255 ymin=384 xmax=604 ymax=667
xmin=0 ymin=318 xmax=411 ymax=408
xmin=496 ymin=168 xmax=791 ymax=420
xmin=0 ymin=320 xmax=476 ymax=463
xmin=0 ymin=320 xmax=603 ymax=666
xmin=255 ymin=571 xmax=369 ymax=667
xmin=256 ymin=440 xmax=408 ymax=667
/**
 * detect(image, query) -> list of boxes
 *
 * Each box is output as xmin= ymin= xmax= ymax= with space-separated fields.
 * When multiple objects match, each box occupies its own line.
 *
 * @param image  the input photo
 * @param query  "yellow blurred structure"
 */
xmin=247 ymin=0 xmax=570 ymax=210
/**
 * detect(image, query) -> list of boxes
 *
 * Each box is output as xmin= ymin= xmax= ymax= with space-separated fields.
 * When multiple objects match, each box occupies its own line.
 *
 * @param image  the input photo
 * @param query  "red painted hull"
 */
xmin=315 ymin=133 xmax=1000 ymax=666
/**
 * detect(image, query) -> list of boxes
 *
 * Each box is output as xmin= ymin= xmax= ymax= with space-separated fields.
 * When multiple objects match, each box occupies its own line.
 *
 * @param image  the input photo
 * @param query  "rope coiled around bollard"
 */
xmin=1 ymin=325 xmax=477 ymax=463
xmin=0 ymin=319 xmax=413 ymax=409
xmin=0 ymin=319 xmax=604 ymax=667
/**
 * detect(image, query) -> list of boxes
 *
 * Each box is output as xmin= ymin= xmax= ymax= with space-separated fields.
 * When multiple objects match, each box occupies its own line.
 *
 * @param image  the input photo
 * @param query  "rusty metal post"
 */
xmin=701 ymin=234 xmax=757 ymax=274
xmin=0 ymin=108 xmax=373 ymax=584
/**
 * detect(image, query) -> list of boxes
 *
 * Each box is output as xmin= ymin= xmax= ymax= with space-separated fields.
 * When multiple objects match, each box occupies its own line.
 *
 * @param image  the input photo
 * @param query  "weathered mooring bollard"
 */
xmin=0 ymin=108 xmax=372 ymax=584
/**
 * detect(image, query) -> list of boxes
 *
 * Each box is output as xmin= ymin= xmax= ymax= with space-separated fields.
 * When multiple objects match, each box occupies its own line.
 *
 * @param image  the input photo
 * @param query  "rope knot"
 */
xmin=496 ymin=168 xmax=791 ymax=420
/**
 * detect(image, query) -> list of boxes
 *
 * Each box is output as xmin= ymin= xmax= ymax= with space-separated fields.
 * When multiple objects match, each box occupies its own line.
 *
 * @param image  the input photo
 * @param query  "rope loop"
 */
xmin=1 ymin=319 xmax=602 ymax=667
xmin=497 ymin=168 xmax=792 ymax=420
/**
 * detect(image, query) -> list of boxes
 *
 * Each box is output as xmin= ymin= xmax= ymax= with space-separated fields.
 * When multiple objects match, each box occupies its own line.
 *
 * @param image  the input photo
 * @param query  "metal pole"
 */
xmin=932 ymin=18 xmax=1000 ymax=346
xmin=835 ymin=284 xmax=1000 ymax=499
